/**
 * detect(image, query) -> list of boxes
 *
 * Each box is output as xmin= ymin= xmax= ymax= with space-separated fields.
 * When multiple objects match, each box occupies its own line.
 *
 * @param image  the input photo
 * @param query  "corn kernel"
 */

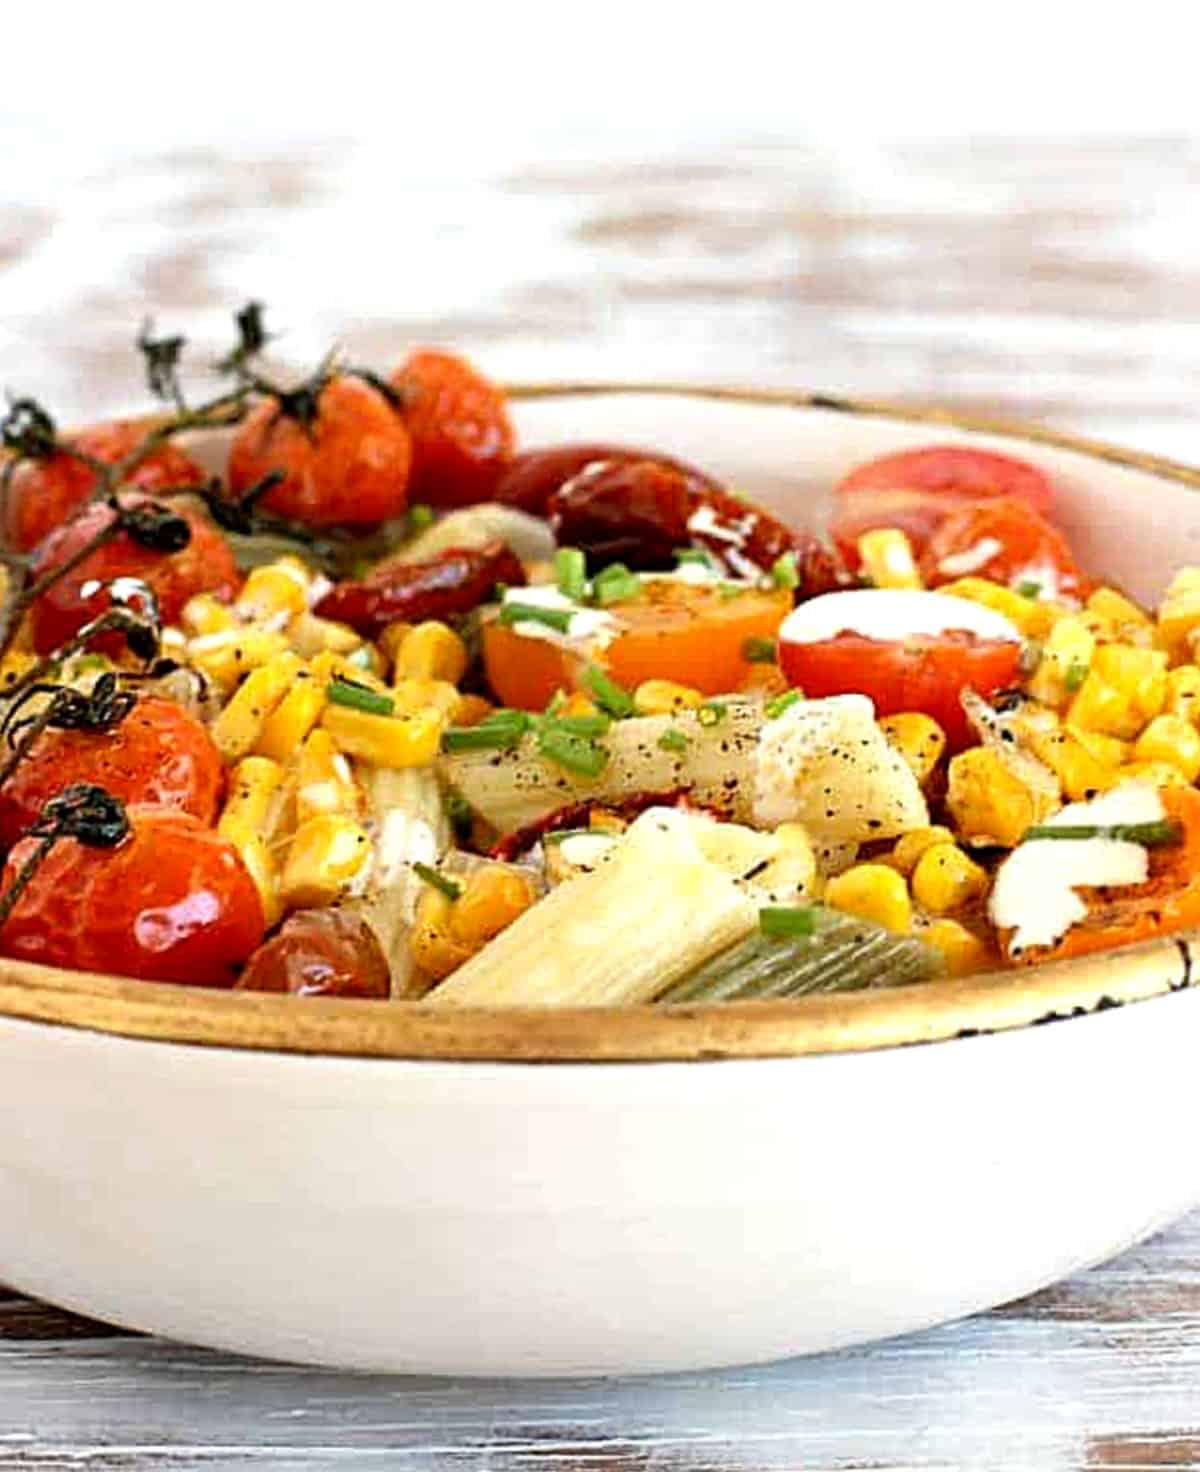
xmin=1101 ymin=759 xmax=1188 ymax=791
xmin=279 ymin=815 xmax=371 ymax=909
xmin=410 ymin=888 xmax=474 ymax=985
xmin=1066 ymin=643 xmax=1167 ymax=739
xmin=449 ymin=867 xmax=537 ymax=947
xmin=255 ymin=664 xmax=329 ymax=763
xmin=321 ymin=704 xmax=443 ymax=768
xmin=1026 ymin=727 xmax=1110 ymax=801
xmin=879 ymin=712 xmax=946 ymax=784
xmin=856 ymin=528 xmax=922 ymax=589
xmin=823 ymin=864 xmax=912 ymax=933
xmin=1157 ymin=567 xmax=1200 ymax=661
xmin=559 ymin=692 xmax=600 ymax=719
xmin=180 ymin=592 xmax=236 ymax=638
xmin=392 ymin=677 xmax=462 ymax=721
xmin=890 ymin=826 xmax=957 ymax=876
xmin=946 ymin=747 xmax=1058 ymax=848
xmin=186 ymin=628 xmax=291 ymax=690
xmin=910 ymin=842 xmax=987 ymax=915
xmin=453 ymin=694 xmax=495 ymax=727
xmin=235 ymin=560 xmax=310 ymax=622
xmin=394 ymin=621 xmax=469 ymax=684
xmin=377 ymin=622 xmax=415 ymax=666
xmin=1064 ymin=724 xmax=1131 ymax=769
xmin=0 ymin=650 xmax=37 ymax=694
xmin=633 ymin=679 xmax=704 ymax=716
xmin=295 ymin=728 xmax=360 ymax=823
xmin=1027 ymin=615 xmax=1095 ymax=709
xmin=218 ymin=756 xmax=285 ymax=924
xmin=923 ymin=919 xmax=992 ymax=977
xmin=1166 ymin=666 xmax=1200 ymax=726
xmin=212 ymin=652 xmax=304 ymax=763
xmin=1087 ymin=586 xmax=1152 ymax=639
xmin=937 ymin=577 xmax=1063 ymax=639
xmin=1133 ymin=713 xmax=1200 ymax=782
xmin=287 ymin=611 xmax=363 ymax=658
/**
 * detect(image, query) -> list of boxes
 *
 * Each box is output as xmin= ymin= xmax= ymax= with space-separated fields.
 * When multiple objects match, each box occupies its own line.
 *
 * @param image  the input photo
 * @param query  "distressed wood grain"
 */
xmin=4 ymin=129 xmax=1200 ymax=1467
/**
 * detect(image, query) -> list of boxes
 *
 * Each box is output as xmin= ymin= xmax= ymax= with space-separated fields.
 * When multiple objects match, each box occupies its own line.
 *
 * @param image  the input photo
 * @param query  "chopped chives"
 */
xmin=585 ymin=665 xmax=636 ymax=718
xmin=771 ymin=552 xmax=800 ymax=590
xmin=674 ymin=548 xmax=715 ymax=568
xmin=759 ymin=905 xmax=818 ymax=938
xmin=658 ymin=728 xmax=689 ymax=754
xmin=697 ymin=700 xmax=728 ymax=727
xmin=554 ymin=547 xmax=588 ymax=602
xmin=441 ymin=711 xmax=531 ymax=752
xmin=1016 ymin=579 xmax=1042 ymax=599
xmin=1064 ymin=658 xmax=1089 ymax=691
xmin=742 ymin=636 xmax=777 ymax=664
xmin=445 ymin=789 xmax=474 ymax=839
xmin=717 ymin=582 xmax=744 ymax=600
xmin=550 ymin=713 xmax=612 ymax=738
xmin=499 ymin=601 xmax=575 ymax=633
xmin=592 ymin=563 xmax=641 ymax=606
xmin=412 ymin=862 xmax=462 ymax=901
xmin=327 ymin=677 xmax=394 ymax=716
xmin=408 ymin=503 xmax=435 ymax=532
xmin=765 ymin=689 xmax=803 ymax=720
xmin=537 ymin=724 xmax=610 ymax=776
xmin=1022 ymin=819 xmax=1183 ymax=847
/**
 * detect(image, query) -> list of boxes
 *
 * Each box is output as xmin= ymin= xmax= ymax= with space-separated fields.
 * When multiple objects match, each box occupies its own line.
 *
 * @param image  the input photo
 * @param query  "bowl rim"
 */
xmin=1 ymin=380 xmax=1198 ymax=1063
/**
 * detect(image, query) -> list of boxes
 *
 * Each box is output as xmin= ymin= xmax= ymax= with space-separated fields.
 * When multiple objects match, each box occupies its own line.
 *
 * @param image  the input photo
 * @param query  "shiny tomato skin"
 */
xmin=4 ymin=423 xmax=204 ymax=554
xmin=29 ymin=496 xmax=239 ymax=656
xmin=228 ymin=375 xmax=412 ymax=528
xmin=832 ymin=445 xmax=1054 ymax=566
xmin=0 ymin=806 xmax=265 ymax=986
xmin=236 ymin=908 xmax=390 ymax=998
xmin=390 ymin=349 xmax=514 ymax=508
xmin=778 ymin=631 xmax=1022 ymax=750
xmin=920 ymin=496 xmax=1085 ymax=598
xmin=0 ymin=697 xmax=223 ymax=852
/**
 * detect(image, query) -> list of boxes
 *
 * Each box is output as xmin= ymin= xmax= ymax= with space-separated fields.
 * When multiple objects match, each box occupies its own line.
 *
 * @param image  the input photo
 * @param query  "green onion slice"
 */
xmin=1022 ymin=819 xmax=1183 ymax=846
xmin=1016 ymin=579 xmax=1042 ymax=599
xmin=658 ymin=728 xmax=689 ymax=754
xmin=742 ymin=636 xmax=777 ymax=664
xmin=585 ymin=665 xmax=636 ymax=718
xmin=550 ymin=713 xmax=612 ymax=738
xmin=759 ymin=905 xmax=818 ymax=938
xmin=536 ymin=725 xmax=610 ymax=777
xmin=554 ymin=547 xmax=588 ymax=602
xmin=408 ymin=503 xmax=435 ymax=532
xmin=592 ymin=563 xmax=642 ymax=606
xmin=697 ymin=700 xmax=728 ymax=727
xmin=1064 ymin=659 xmax=1089 ymax=691
xmin=499 ymin=602 xmax=575 ymax=633
xmin=327 ymin=677 xmax=395 ymax=716
xmin=441 ymin=711 xmax=531 ymax=752
xmin=765 ymin=689 xmax=803 ymax=720
xmin=771 ymin=552 xmax=800 ymax=590
xmin=412 ymin=862 xmax=462 ymax=901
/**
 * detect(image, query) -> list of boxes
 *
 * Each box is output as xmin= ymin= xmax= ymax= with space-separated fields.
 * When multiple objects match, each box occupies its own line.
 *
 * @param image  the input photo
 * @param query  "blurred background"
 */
xmin=3 ymin=3 xmax=1199 ymax=455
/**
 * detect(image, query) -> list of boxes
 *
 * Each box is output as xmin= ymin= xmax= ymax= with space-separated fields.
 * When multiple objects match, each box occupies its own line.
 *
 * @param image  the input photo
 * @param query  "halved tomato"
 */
xmin=482 ymin=580 xmax=792 ymax=711
xmin=920 ymin=496 xmax=1086 ymax=599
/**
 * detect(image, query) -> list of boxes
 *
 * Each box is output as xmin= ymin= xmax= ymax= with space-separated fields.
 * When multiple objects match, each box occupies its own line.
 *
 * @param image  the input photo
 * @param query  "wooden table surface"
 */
xmin=4 ymin=132 xmax=1200 ymax=1468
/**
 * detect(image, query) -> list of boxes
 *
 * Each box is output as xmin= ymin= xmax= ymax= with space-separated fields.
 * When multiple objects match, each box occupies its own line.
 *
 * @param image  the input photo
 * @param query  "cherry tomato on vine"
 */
xmin=920 ymin=496 xmax=1086 ymax=599
xmin=29 ymin=496 xmax=239 ymax=655
xmin=3 ymin=421 xmax=204 ymax=555
xmin=390 ymin=348 xmax=514 ymax=508
xmin=237 ymin=909 xmax=390 ymax=998
xmin=0 ymin=805 xmax=265 ymax=986
xmin=227 ymin=374 xmax=412 ymax=528
xmin=0 ymin=697 xmax=223 ymax=852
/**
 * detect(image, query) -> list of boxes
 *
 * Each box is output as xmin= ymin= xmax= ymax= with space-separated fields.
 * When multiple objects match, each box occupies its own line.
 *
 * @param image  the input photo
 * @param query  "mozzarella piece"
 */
xmin=778 ymin=589 xmax=1021 ymax=646
xmin=989 ymin=783 xmax=1165 ymax=955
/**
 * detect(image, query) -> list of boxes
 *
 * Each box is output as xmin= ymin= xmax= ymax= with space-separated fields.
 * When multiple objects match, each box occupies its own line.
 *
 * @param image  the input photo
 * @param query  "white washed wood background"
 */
xmin=4 ymin=129 xmax=1200 ymax=1467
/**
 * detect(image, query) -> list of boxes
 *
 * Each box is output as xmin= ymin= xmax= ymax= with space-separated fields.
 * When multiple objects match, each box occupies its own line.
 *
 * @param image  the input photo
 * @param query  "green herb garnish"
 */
xmin=742 ymin=636 xmax=777 ymax=664
xmin=1016 ymin=579 xmax=1042 ymax=599
xmin=413 ymin=862 xmax=462 ymax=901
xmin=408 ymin=503 xmax=435 ymax=532
xmin=759 ymin=905 xmax=818 ymax=938
xmin=327 ymin=677 xmax=394 ymax=716
xmin=697 ymin=700 xmax=728 ymax=727
xmin=498 ymin=601 xmax=575 ymax=633
xmin=1064 ymin=659 xmax=1089 ymax=692
xmin=585 ymin=666 xmax=636 ymax=718
xmin=445 ymin=789 xmax=474 ymax=841
xmin=658 ymin=728 xmax=689 ymax=754
xmin=592 ymin=563 xmax=641 ymax=606
xmin=554 ymin=547 xmax=588 ymax=602
xmin=537 ymin=724 xmax=610 ymax=777
xmin=551 ymin=713 xmax=612 ymax=738
xmin=771 ymin=552 xmax=800 ymax=590
xmin=1022 ymin=819 xmax=1183 ymax=846
xmin=441 ymin=710 xmax=532 ymax=752
xmin=765 ymin=689 xmax=803 ymax=720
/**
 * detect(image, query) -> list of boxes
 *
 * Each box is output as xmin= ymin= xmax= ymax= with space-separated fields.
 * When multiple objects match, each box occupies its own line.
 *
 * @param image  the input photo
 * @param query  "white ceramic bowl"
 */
xmin=2 ymin=385 xmax=1199 ymax=1375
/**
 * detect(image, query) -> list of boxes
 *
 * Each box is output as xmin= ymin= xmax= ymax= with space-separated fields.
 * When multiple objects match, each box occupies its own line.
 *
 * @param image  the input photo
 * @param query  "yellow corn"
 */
xmin=559 ymin=692 xmax=600 ymax=719
xmin=1027 ymin=615 xmax=1095 ymax=709
xmin=1064 ymin=724 xmax=1131 ymax=769
xmin=393 ymin=621 xmax=469 ymax=684
xmin=235 ymin=559 xmax=310 ymax=623
xmin=255 ymin=660 xmax=332 ymax=763
xmin=286 ymin=611 xmax=364 ymax=658
xmin=1025 ymin=727 xmax=1109 ymax=802
xmin=856 ymin=528 xmax=922 ymax=589
xmin=823 ymin=864 xmax=912 ymax=934
xmin=0 ymin=649 xmax=36 ymax=694
xmin=180 ymin=592 xmax=236 ymax=638
xmin=1166 ymin=665 xmax=1200 ymax=726
xmin=294 ymin=728 xmax=360 ymax=823
xmin=378 ymin=621 xmax=415 ymax=666
xmin=391 ymin=677 xmax=463 ymax=721
xmin=910 ymin=842 xmax=987 ymax=915
xmin=937 ymin=577 xmax=1062 ymax=639
xmin=633 ymin=679 xmax=704 ymax=717
xmin=946 ymin=747 xmax=1057 ymax=848
xmin=453 ymin=693 xmax=495 ymax=727
xmin=1101 ymin=759 xmax=1188 ymax=791
xmin=410 ymin=888 xmax=474 ymax=986
xmin=1157 ymin=567 xmax=1200 ymax=661
xmin=211 ymin=652 xmax=304 ymax=763
xmin=279 ymin=814 xmax=371 ymax=909
xmin=321 ymin=704 xmax=443 ymax=768
xmin=923 ymin=919 xmax=992 ymax=977
xmin=879 ymin=713 xmax=946 ymax=785
xmin=1066 ymin=643 xmax=1167 ymax=740
xmin=218 ymin=756 xmax=286 ymax=925
xmin=186 ymin=627 xmax=291 ymax=690
xmin=889 ymin=826 xmax=957 ymax=876
xmin=449 ymin=867 xmax=538 ymax=947
xmin=1087 ymin=586 xmax=1152 ymax=643
xmin=1133 ymin=713 xmax=1200 ymax=782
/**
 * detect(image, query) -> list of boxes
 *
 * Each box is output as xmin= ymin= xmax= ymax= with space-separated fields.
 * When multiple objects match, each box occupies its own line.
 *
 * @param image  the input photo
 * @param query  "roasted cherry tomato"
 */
xmin=483 ymin=579 xmax=793 ymax=711
xmin=492 ymin=443 xmax=720 ymax=516
xmin=4 ymin=422 xmax=204 ymax=554
xmin=920 ymin=496 xmax=1086 ymax=599
xmin=831 ymin=444 xmax=1054 ymax=567
xmin=227 ymin=374 xmax=411 ymax=528
xmin=315 ymin=541 xmax=525 ymax=639
xmin=29 ymin=496 xmax=239 ymax=656
xmin=390 ymin=349 xmax=514 ymax=508
xmin=236 ymin=908 xmax=390 ymax=998
xmin=0 ymin=805 xmax=264 ymax=986
xmin=0 ymin=697 xmax=223 ymax=852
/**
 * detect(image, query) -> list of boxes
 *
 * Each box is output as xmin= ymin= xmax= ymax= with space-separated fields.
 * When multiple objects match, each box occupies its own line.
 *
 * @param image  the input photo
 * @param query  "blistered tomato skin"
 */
xmin=237 ymin=909 xmax=391 ymax=998
xmin=391 ymin=349 xmax=514 ymax=508
xmin=920 ymin=496 xmax=1086 ymax=598
xmin=29 ymin=496 xmax=239 ymax=655
xmin=227 ymin=375 xmax=412 ymax=528
xmin=0 ymin=698 xmax=223 ymax=852
xmin=493 ymin=443 xmax=721 ymax=515
xmin=0 ymin=806 xmax=265 ymax=987
xmin=4 ymin=423 xmax=204 ymax=554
